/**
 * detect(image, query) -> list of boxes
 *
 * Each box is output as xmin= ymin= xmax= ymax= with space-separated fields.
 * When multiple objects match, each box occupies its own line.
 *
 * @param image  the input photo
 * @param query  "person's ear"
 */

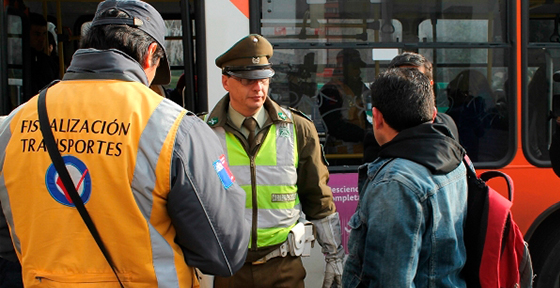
xmin=142 ymin=42 xmax=159 ymax=69
xmin=372 ymin=107 xmax=384 ymax=130
xmin=222 ymin=75 xmax=230 ymax=91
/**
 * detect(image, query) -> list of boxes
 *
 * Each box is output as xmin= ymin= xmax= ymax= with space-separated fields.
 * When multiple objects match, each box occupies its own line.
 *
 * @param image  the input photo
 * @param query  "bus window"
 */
xmin=525 ymin=7 xmax=560 ymax=166
xmin=6 ymin=12 xmax=25 ymax=111
xmin=261 ymin=0 xmax=402 ymax=43
xmin=418 ymin=19 xmax=511 ymax=163
xmin=260 ymin=0 xmax=511 ymax=168
xmin=164 ymin=19 xmax=186 ymax=88
xmin=268 ymin=48 xmax=381 ymax=166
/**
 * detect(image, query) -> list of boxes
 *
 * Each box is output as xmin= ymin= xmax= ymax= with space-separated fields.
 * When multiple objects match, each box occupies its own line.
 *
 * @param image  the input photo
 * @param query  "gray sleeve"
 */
xmin=167 ymin=114 xmax=249 ymax=277
xmin=0 ymin=115 xmax=18 ymax=263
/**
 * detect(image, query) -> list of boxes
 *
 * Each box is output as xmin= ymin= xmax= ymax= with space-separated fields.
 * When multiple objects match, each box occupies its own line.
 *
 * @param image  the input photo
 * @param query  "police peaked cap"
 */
xmin=91 ymin=0 xmax=171 ymax=85
xmin=216 ymin=34 xmax=275 ymax=79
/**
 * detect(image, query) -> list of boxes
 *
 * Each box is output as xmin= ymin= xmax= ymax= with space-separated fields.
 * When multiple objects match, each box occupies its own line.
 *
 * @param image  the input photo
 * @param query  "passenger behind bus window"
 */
xmin=47 ymin=22 xmax=60 ymax=74
xmin=25 ymin=12 xmax=58 ymax=101
xmin=528 ymin=66 xmax=550 ymax=160
xmin=318 ymin=49 xmax=370 ymax=160
xmin=446 ymin=70 xmax=494 ymax=162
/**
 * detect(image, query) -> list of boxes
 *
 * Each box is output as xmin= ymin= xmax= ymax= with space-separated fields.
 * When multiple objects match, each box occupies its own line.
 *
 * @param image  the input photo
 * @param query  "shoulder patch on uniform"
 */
xmin=288 ymin=107 xmax=313 ymax=122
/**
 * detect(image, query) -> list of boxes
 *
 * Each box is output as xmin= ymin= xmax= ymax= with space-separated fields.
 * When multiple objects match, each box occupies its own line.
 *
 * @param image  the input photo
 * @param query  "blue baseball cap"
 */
xmin=91 ymin=0 xmax=170 ymax=85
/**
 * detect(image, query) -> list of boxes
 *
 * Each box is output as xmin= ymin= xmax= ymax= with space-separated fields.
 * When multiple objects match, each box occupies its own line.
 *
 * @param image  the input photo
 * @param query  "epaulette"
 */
xmin=195 ymin=112 xmax=208 ymax=122
xmin=288 ymin=107 xmax=313 ymax=122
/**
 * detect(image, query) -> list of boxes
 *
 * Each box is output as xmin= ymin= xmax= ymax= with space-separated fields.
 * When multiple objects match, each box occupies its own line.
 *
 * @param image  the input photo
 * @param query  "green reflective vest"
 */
xmin=213 ymin=109 xmax=300 ymax=248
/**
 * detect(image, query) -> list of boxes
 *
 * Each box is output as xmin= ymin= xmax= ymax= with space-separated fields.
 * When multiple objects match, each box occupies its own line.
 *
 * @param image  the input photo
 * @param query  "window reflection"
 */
xmin=264 ymin=0 xmax=510 ymax=166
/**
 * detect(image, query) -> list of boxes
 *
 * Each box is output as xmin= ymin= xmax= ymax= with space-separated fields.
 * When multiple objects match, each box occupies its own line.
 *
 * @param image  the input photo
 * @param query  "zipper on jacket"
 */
xmin=250 ymin=157 xmax=258 ymax=250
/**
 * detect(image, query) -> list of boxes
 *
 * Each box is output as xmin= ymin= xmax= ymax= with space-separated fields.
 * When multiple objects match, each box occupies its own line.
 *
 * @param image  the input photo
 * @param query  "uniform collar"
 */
xmin=206 ymin=95 xmax=292 ymax=128
xmin=228 ymin=104 xmax=268 ymax=130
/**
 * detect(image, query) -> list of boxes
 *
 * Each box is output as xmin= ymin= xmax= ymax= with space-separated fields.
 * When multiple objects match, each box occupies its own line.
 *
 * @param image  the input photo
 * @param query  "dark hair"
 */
xmin=29 ymin=12 xmax=48 ymax=27
xmin=370 ymin=68 xmax=434 ymax=131
xmin=80 ymin=9 xmax=164 ymax=67
xmin=389 ymin=52 xmax=433 ymax=81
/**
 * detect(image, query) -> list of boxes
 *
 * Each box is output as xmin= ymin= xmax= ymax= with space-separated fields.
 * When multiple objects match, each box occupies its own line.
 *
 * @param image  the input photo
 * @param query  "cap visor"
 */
xmin=152 ymin=55 xmax=171 ymax=85
xmin=228 ymin=68 xmax=275 ymax=79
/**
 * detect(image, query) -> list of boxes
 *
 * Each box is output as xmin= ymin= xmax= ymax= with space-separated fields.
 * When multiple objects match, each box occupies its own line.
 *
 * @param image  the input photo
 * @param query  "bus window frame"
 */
xmin=0 ymin=7 xmax=7 ymax=115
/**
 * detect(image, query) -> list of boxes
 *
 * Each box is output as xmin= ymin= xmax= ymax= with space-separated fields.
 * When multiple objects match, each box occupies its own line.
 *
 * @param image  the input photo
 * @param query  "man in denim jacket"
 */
xmin=342 ymin=68 xmax=468 ymax=288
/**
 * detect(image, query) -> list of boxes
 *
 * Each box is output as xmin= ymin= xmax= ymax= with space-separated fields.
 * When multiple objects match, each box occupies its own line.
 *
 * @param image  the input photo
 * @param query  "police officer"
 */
xmin=0 ymin=0 xmax=248 ymax=286
xmin=205 ymin=34 xmax=344 ymax=288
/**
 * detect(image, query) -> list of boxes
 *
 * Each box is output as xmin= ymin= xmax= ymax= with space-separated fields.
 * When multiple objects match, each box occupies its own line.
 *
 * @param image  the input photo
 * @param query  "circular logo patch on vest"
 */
xmin=45 ymin=155 xmax=92 ymax=207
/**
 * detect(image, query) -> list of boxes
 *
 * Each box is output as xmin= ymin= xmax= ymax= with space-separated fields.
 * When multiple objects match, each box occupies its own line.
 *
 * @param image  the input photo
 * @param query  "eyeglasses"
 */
xmin=230 ymin=76 xmax=270 ymax=86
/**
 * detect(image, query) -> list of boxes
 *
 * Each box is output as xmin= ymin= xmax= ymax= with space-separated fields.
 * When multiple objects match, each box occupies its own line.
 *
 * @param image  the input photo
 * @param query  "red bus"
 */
xmin=2 ymin=0 xmax=560 ymax=286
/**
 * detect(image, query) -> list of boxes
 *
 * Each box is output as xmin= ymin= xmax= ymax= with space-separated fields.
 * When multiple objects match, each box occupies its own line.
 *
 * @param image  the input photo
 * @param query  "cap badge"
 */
xmin=278 ymin=112 xmax=287 ymax=120
xmin=133 ymin=18 xmax=144 ymax=27
xmin=208 ymin=117 xmax=219 ymax=126
xmin=253 ymin=37 xmax=258 ymax=43
xmin=252 ymin=57 xmax=260 ymax=64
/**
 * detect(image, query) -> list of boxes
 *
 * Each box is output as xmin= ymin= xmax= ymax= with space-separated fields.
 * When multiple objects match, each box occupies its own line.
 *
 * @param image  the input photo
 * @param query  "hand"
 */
xmin=322 ymin=258 xmax=343 ymax=288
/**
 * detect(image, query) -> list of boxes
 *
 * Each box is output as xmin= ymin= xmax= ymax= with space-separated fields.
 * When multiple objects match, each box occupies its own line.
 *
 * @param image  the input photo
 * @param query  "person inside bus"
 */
xmin=205 ymin=34 xmax=344 ymax=288
xmin=25 ymin=12 xmax=58 ymax=101
xmin=47 ymin=23 xmax=60 ymax=75
xmin=446 ymin=69 xmax=494 ymax=162
xmin=343 ymin=68 xmax=468 ymax=288
xmin=362 ymin=51 xmax=459 ymax=163
xmin=528 ymin=66 xmax=550 ymax=160
xmin=0 ymin=0 xmax=249 ymax=286
xmin=318 ymin=48 xmax=370 ymax=158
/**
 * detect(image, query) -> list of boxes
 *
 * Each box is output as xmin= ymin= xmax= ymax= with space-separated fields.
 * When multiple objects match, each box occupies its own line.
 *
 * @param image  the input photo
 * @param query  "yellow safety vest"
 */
xmin=212 ymin=109 xmax=300 ymax=248
xmin=0 ymin=80 xmax=197 ymax=287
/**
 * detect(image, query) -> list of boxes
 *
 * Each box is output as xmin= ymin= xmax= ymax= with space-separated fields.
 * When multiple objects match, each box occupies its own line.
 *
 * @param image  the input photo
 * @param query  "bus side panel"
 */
xmin=205 ymin=0 xmax=250 ymax=110
xmin=487 ymin=165 xmax=560 ymax=235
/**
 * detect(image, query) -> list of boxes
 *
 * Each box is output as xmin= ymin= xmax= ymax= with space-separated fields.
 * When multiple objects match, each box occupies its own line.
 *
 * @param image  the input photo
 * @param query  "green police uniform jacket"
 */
xmin=0 ymin=49 xmax=249 ymax=287
xmin=205 ymin=95 xmax=337 ymax=261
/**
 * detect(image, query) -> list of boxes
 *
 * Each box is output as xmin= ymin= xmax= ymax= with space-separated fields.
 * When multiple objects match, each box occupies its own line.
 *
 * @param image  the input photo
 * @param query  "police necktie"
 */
xmin=243 ymin=117 xmax=257 ymax=149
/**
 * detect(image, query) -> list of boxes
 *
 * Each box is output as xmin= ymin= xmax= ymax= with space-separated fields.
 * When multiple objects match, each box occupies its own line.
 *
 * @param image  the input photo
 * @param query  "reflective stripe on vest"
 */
xmin=213 ymin=109 xmax=300 ymax=248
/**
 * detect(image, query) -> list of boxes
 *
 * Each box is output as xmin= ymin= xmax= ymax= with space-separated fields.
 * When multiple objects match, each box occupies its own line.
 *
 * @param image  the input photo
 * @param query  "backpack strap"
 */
xmin=479 ymin=170 xmax=514 ymax=202
xmin=37 ymin=84 xmax=124 ymax=287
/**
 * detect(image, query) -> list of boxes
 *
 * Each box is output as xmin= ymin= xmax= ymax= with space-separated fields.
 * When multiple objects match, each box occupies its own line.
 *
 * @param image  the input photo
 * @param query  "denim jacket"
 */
xmin=342 ymin=123 xmax=467 ymax=288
